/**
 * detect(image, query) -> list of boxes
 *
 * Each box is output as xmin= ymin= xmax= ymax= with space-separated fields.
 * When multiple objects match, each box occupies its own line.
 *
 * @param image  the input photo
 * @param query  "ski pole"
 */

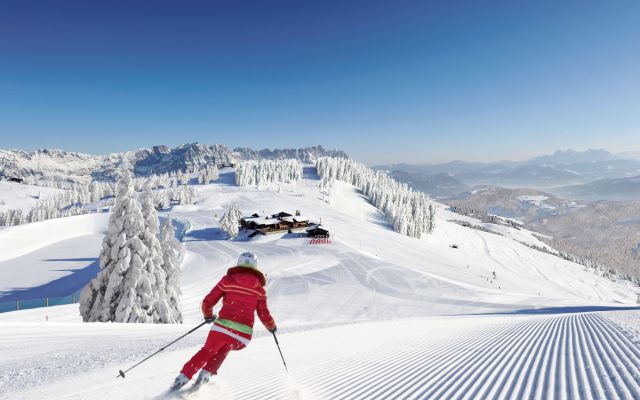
xmin=271 ymin=331 xmax=289 ymax=373
xmin=116 ymin=321 xmax=208 ymax=379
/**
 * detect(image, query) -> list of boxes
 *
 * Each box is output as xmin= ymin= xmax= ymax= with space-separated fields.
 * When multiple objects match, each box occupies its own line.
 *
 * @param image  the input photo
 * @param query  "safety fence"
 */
xmin=0 ymin=293 xmax=80 ymax=313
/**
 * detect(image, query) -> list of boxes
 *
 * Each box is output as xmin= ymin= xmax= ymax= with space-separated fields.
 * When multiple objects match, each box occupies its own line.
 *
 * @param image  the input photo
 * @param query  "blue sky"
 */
xmin=1 ymin=0 xmax=638 ymax=164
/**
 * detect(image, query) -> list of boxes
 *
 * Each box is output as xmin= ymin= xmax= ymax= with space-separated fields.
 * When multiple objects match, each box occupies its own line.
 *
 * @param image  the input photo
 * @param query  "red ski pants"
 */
xmin=181 ymin=329 xmax=247 ymax=379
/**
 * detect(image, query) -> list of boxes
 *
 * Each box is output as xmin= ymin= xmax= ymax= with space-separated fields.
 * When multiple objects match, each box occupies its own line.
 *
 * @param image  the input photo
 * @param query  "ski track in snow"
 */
xmin=225 ymin=312 xmax=640 ymax=400
xmin=298 ymin=313 xmax=640 ymax=400
xmin=4 ymin=312 xmax=640 ymax=400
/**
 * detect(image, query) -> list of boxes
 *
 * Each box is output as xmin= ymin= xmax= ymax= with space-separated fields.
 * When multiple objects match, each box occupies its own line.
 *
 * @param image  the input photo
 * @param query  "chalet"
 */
xmin=240 ymin=211 xmax=314 ymax=235
xmin=240 ymin=214 xmax=265 ymax=230
xmin=282 ymin=215 xmax=310 ymax=229
xmin=307 ymin=226 xmax=330 ymax=238
xmin=6 ymin=177 xmax=24 ymax=184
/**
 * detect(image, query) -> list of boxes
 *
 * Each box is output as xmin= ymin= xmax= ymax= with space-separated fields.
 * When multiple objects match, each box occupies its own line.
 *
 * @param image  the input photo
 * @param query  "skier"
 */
xmin=170 ymin=252 xmax=277 ymax=392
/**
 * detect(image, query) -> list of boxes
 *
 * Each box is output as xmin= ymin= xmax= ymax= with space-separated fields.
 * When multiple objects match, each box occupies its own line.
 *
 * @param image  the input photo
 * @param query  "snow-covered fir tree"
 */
xmin=219 ymin=204 xmax=242 ymax=238
xmin=235 ymin=159 xmax=302 ymax=187
xmin=141 ymin=181 xmax=179 ymax=323
xmin=169 ymin=186 xmax=197 ymax=205
xmin=161 ymin=218 xmax=183 ymax=323
xmin=319 ymin=176 xmax=336 ymax=204
xmin=153 ymin=189 xmax=172 ymax=210
xmin=178 ymin=171 xmax=190 ymax=186
xmin=198 ymin=165 xmax=219 ymax=184
xmin=0 ymin=168 xmax=204 ymax=228
xmin=316 ymin=157 xmax=435 ymax=238
xmin=0 ymin=180 xmax=118 ymax=227
xmin=79 ymin=169 xmax=158 ymax=323
xmin=0 ymin=209 xmax=24 ymax=226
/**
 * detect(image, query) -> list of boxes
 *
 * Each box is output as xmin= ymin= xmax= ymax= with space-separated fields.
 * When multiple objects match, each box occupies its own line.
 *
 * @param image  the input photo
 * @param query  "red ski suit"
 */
xmin=181 ymin=266 xmax=276 ymax=379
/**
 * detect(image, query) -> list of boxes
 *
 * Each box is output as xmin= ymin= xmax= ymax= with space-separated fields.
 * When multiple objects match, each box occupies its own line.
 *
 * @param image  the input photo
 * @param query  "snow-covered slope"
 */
xmin=1 ymin=171 xmax=635 ymax=320
xmin=1 ymin=170 xmax=639 ymax=399
xmin=0 ymin=213 xmax=108 ymax=264
xmin=3 ymin=310 xmax=640 ymax=399
xmin=0 ymin=181 xmax=62 ymax=213
xmin=0 ymin=213 xmax=108 ymax=304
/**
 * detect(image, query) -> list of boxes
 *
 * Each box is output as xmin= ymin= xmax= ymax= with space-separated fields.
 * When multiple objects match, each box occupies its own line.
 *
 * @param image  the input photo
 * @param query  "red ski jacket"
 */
xmin=201 ymin=266 xmax=276 ymax=335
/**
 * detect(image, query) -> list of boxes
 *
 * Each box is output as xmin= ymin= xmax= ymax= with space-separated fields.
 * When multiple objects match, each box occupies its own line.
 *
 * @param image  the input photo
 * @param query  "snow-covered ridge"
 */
xmin=0 ymin=143 xmax=348 ymax=184
xmin=0 ymin=148 xmax=116 ymax=184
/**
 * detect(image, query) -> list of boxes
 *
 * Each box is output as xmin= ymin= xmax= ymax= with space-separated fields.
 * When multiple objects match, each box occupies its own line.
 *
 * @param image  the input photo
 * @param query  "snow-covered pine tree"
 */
xmin=209 ymin=165 xmax=220 ymax=182
xmin=198 ymin=165 xmax=220 ymax=184
xmin=235 ymin=159 xmax=302 ymax=187
xmin=79 ymin=169 xmax=155 ymax=323
xmin=219 ymin=204 xmax=242 ymax=238
xmin=141 ymin=181 xmax=180 ymax=323
xmin=161 ymin=218 xmax=183 ymax=323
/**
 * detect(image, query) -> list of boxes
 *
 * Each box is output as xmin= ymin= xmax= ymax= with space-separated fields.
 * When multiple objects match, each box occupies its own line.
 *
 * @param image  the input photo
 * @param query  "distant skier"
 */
xmin=170 ymin=252 xmax=277 ymax=392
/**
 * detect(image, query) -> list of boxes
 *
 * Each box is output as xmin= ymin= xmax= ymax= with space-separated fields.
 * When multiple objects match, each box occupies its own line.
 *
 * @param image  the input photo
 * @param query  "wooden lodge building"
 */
xmin=307 ymin=226 xmax=330 ymax=238
xmin=240 ymin=210 xmax=313 ymax=235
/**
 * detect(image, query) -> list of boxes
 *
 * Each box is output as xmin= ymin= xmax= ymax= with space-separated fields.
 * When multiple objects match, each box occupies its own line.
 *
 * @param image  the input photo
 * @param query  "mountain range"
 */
xmin=549 ymin=175 xmax=640 ymax=201
xmin=0 ymin=143 xmax=347 ymax=183
xmin=375 ymin=149 xmax=640 ymax=200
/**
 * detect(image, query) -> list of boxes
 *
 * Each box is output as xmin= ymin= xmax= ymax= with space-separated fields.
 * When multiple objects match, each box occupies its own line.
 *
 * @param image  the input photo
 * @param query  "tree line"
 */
xmin=316 ymin=157 xmax=436 ymax=238
xmin=235 ymin=159 xmax=303 ymax=187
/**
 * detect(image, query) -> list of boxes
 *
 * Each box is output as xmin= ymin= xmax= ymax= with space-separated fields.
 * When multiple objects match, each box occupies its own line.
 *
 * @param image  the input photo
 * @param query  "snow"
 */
xmin=1 ymin=172 xmax=639 ymax=398
xmin=518 ymin=195 xmax=549 ymax=203
xmin=0 ymin=181 xmax=62 ymax=213
xmin=517 ymin=195 xmax=556 ymax=210
xmin=281 ymin=216 xmax=310 ymax=223
xmin=256 ymin=218 xmax=281 ymax=225
xmin=0 ymin=213 xmax=109 ymax=263
xmin=2 ymin=312 xmax=640 ymax=399
xmin=0 ymin=233 xmax=102 ymax=301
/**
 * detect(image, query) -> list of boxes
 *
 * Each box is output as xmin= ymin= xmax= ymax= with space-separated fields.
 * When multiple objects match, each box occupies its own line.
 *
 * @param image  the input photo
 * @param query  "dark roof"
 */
xmin=307 ymin=227 xmax=329 ymax=233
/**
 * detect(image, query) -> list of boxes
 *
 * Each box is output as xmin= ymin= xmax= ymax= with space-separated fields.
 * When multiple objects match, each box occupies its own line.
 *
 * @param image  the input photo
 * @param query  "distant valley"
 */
xmin=375 ymin=149 xmax=640 ymax=201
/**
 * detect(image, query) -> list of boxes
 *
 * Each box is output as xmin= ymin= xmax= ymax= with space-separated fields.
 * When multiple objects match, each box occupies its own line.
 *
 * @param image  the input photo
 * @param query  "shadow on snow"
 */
xmin=477 ymin=305 xmax=640 ymax=316
xmin=0 ymin=258 xmax=99 ymax=302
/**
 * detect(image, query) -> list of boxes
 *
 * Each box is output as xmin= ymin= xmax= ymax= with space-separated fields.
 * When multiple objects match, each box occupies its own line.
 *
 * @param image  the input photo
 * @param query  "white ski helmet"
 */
xmin=237 ymin=251 xmax=259 ymax=269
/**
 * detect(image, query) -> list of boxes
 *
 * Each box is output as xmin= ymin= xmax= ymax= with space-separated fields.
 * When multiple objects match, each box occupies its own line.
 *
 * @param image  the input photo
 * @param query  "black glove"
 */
xmin=204 ymin=315 xmax=216 ymax=323
xmin=269 ymin=327 xmax=277 ymax=334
